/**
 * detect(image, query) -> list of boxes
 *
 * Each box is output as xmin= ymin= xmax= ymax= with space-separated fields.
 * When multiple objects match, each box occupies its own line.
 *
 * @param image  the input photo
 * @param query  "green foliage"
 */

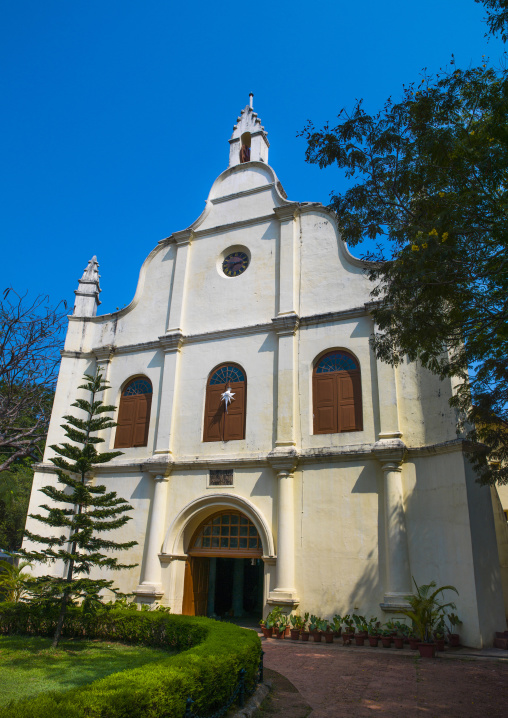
xmin=0 ymin=605 xmax=260 ymax=718
xmin=401 ymin=578 xmax=458 ymax=643
xmin=0 ymin=459 xmax=34 ymax=551
xmin=475 ymin=0 xmax=508 ymax=41
xmin=19 ymin=372 xmax=137 ymax=646
xmin=0 ymin=560 xmax=34 ymax=602
xmin=300 ymin=48 xmax=508 ymax=485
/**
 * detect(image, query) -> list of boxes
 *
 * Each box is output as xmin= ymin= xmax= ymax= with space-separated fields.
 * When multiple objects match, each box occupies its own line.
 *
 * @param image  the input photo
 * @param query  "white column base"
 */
xmin=379 ymin=592 xmax=412 ymax=612
xmin=134 ymin=583 xmax=164 ymax=602
xmin=267 ymin=588 xmax=300 ymax=608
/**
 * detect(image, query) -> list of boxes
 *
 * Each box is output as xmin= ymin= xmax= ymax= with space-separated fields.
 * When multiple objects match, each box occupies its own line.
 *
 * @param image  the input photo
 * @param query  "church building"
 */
xmin=25 ymin=97 xmax=508 ymax=647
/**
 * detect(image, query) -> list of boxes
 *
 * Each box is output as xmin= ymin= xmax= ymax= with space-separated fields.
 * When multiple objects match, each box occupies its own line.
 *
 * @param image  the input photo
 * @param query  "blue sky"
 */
xmin=1 ymin=1 xmax=504 ymax=315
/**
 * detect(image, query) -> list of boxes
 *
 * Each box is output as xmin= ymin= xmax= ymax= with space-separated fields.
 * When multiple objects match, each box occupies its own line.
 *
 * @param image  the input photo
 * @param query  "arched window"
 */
xmin=203 ymin=363 xmax=246 ymax=442
xmin=313 ymin=350 xmax=363 ymax=434
xmin=239 ymin=132 xmax=251 ymax=163
xmin=189 ymin=511 xmax=262 ymax=557
xmin=114 ymin=376 xmax=152 ymax=448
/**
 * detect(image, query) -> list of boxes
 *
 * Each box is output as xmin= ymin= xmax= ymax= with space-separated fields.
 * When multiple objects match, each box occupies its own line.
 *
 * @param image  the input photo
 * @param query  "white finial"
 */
xmin=249 ymin=92 xmax=254 ymax=109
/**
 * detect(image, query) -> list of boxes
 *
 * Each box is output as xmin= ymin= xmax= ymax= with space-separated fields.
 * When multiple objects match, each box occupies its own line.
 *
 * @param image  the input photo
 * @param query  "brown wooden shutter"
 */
xmin=203 ymin=386 xmax=225 ymax=442
xmin=337 ymin=371 xmax=362 ymax=432
xmin=224 ymin=382 xmax=246 ymax=440
xmin=114 ymin=396 xmax=137 ymax=448
xmin=132 ymin=394 xmax=152 ymax=446
xmin=313 ymin=374 xmax=338 ymax=434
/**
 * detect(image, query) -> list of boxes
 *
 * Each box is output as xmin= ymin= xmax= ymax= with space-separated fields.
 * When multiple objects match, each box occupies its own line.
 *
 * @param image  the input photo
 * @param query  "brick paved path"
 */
xmin=261 ymin=638 xmax=508 ymax=717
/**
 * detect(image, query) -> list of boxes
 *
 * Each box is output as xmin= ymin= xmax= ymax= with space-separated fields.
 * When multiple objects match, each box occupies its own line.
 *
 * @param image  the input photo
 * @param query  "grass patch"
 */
xmin=0 ymin=635 xmax=175 ymax=706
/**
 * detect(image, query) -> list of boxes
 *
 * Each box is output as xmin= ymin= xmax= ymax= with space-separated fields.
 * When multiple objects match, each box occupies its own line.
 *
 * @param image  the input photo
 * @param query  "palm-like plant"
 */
xmin=0 ymin=559 xmax=33 ymax=602
xmin=402 ymin=578 xmax=458 ymax=643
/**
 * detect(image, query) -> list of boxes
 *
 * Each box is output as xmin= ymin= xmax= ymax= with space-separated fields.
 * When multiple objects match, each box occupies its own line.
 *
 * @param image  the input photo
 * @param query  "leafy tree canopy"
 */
xmin=300 ymin=8 xmax=508 ymax=485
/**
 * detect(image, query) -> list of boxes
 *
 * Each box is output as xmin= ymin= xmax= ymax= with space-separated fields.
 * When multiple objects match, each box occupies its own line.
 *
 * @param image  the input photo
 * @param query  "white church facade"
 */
xmin=25 ymin=99 xmax=508 ymax=647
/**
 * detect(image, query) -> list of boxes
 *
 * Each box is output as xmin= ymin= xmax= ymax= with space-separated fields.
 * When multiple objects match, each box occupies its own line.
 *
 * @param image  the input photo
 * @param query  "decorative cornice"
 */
xmin=60 ymin=349 xmax=95 ymax=359
xmin=268 ymin=448 xmax=299 ymax=473
xmin=32 ymin=439 xmax=471 ymax=477
xmin=373 ymin=439 xmax=407 ymax=466
xmin=273 ymin=203 xmax=300 ymax=221
xmin=158 ymin=553 xmax=187 ymax=563
xmin=93 ymin=345 xmax=115 ymax=363
xmin=300 ymin=307 xmax=367 ymax=327
xmin=142 ymin=455 xmax=173 ymax=477
xmin=192 ymin=213 xmax=276 ymax=238
xmin=184 ymin=322 xmax=273 ymax=345
xmin=171 ymin=229 xmax=193 ymax=246
xmin=159 ymin=332 xmax=184 ymax=353
xmin=211 ymin=183 xmax=275 ymax=205
xmin=271 ymin=313 xmax=300 ymax=336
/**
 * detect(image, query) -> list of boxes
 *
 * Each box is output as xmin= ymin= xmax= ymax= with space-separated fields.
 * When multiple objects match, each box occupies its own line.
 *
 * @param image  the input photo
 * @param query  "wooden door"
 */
xmin=182 ymin=557 xmax=210 ymax=616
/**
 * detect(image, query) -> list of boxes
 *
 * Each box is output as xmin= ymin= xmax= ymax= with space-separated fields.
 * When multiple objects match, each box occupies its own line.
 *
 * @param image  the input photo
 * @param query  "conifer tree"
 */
xmin=21 ymin=372 xmax=137 ymax=647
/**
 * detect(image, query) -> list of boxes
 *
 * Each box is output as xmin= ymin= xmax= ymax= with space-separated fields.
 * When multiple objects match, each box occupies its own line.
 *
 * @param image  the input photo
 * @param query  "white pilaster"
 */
xmin=272 ymin=314 xmax=299 ymax=448
xmin=268 ymin=456 xmax=299 ymax=608
xmin=166 ymin=230 xmax=192 ymax=334
xmin=274 ymin=204 xmax=299 ymax=316
xmin=374 ymin=440 xmax=412 ymax=610
xmin=154 ymin=333 xmax=184 ymax=456
xmin=367 ymin=308 xmax=402 ymax=440
xmin=134 ymin=461 xmax=172 ymax=602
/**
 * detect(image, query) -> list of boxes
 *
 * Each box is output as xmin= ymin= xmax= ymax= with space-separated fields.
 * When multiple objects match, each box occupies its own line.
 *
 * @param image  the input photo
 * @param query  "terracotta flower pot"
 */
xmin=284 ymin=626 xmax=290 ymax=637
xmin=368 ymin=636 xmax=379 ymax=647
xmin=381 ymin=637 xmax=392 ymax=648
xmin=301 ymin=631 xmax=310 ymax=641
xmin=333 ymin=630 xmax=341 ymax=638
xmin=290 ymin=629 xmax=300 ymax=640
xmin=342 ymin=632 xmax=354 ymax=645
xmin=274 ymin=629 xmax=285 ymax=639
xmin=409 ymin=638 xmax=420 ymax=650
xmin=435 ymin=638 xmax=445 ymax=651
xmin=448 ymin=633 xmax=460 ymax=647
xmin=312 ymin=630 xmax=322 ymax=642
xmin=394 ymin=637 xmax=404 ymax=649
xmin=323 ymin=631 xmax=334 ymax=643
xmin=354 ymin=634 xmax=365 ymax=646
xmin=261 ymin=626 xmax=273 ymax=638
xmin=418 ymin=643 xmax=436 ymax=658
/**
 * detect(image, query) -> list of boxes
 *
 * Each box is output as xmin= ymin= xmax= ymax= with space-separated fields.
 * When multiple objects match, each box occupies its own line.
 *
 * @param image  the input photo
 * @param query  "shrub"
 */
xmin=0 ymin=604 xmax=261 ymax=718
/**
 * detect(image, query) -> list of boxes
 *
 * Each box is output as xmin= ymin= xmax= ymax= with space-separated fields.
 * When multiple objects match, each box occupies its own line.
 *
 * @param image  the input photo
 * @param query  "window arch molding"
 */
xmin=114 ymin=374 xmax=153 ymax=448
xmin=312 ymin=348 xmax=363 ymax=435
xmin=203 ymin=362 xmax=247 ymax=442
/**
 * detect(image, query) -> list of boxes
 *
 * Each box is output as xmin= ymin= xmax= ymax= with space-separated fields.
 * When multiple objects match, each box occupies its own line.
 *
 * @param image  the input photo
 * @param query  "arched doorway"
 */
xmin=182 ymin=510 xmax=264 ymax=619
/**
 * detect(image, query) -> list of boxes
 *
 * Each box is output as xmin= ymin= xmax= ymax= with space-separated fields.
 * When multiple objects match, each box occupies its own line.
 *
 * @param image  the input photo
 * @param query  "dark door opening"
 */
xmin=209 ymin=557 xmax=263 ymax=619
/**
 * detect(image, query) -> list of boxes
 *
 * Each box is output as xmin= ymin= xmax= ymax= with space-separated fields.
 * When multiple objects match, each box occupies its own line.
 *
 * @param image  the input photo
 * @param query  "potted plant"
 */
xmin=402 ymin=578 xmax=458 ymax=659
xmin=300 ymin=612 xmax=310 ymax=641
xmin=290 ymin=613 xmax=303 ymax=640
xmin=331 ymin=614 xmax=342 ymax=638
xmin=394 ymin=621 xmax=411 ymax=649
xmin=353 ymin=614 xmax=368 ymax=645
xmin=318 ymin=618 xmax=333 ymax=643
xmin=342 ymin=614 xmax=355 ymax=645
xmin=380 ymin=626 xmax=393 ymax=648
xmin=446 ymin=612 xmax=462 ymax=647
xmin=434 ymin=616 xmax=446 ymax=651
xmin=259 ymin=617 xmax=273 ymax=639
xmin=309 ymin=614 xmax=322 ymax=642
xmin=368 ymin=618 xmax=380 ymax=647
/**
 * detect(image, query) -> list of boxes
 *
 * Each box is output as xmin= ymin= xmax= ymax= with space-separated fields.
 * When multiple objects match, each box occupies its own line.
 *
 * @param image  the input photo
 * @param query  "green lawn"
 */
xmin=0 ymin=635 xmax=176 ymax=706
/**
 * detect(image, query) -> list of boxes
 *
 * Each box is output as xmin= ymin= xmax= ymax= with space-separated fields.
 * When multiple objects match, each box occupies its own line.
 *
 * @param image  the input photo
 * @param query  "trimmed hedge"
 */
xmin=0 ymin=603 xmax=261 ymax=718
